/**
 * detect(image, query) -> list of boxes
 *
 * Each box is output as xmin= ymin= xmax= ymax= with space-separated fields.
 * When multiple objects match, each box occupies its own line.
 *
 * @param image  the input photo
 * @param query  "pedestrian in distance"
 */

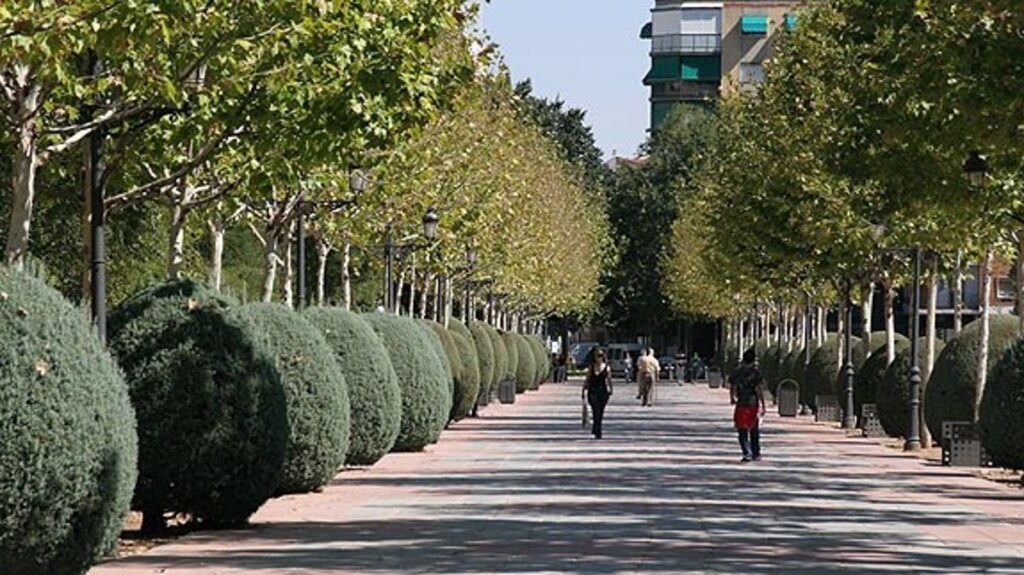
xmin=582 ymin=349 xmax=613 ymax=439
xmin=636 ymin=348 xmax=659 ymax=407
xmin=730 ymin=349 xmax=767 ymax=463
xmin=623 ymin=353 xmax=634 ymax=385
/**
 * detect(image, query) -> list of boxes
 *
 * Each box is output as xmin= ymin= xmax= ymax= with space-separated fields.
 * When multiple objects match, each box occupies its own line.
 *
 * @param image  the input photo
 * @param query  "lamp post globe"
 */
xmin=349 ymin=169 xmax=368 ymax=194
xmin=423 ymin=207 xmax=440 ymax=240
xmin=963 ymin=150 xmax=989 ymax=188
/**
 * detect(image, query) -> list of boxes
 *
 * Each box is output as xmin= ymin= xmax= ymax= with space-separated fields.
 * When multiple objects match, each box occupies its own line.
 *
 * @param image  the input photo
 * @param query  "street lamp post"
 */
xmin=383 ymin=206 xmax=439 ymax=313
xmin=905 ymin=248 xmax=924 ymax=450
xmin=843 ymin=281 xmax=856 ymax=429
xmin=464 ymin=249 xmax=477 ymax=322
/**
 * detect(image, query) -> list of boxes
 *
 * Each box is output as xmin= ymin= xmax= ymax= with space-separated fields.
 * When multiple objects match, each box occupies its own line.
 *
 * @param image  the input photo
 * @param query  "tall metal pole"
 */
xmin=384 ymin=224 xmax=393 ymax=311
xmin=296 ymin=198 xmax=306 ymax=309
xmin=87 ymin=52 xmax=107 ymax=343
xmin=905 ymin=247 xmax=923 ymax=451
xmin=843 ymin=281 xmax=856 ymax=429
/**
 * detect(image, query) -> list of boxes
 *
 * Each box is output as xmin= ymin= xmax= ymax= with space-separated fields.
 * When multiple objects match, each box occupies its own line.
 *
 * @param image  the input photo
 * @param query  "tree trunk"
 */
xmin=954 ymin=250 xmax=964 ymax=334
xmin=407 ymin=258 xmax=417 ymax=319
xmin=260 ymin=232 xmax=279 ymax=303
xmin=1017 ymin=233 xmax=1024 ymax=335
xmin=975 ymin=249 xmax=993 ymax=422
xmin=837 ymin=298 xmax=846 ymax=371
xmin=341 ymin=239 xmax=352 ymax=310
xmin=166 ymin=197 xmax=189 ymax=280
xmin=281 ymin=226 xmax=294 ymax=309
xmin=884 ymin=276 xmax=896 ymax=365
xmin=5 ymin=78 xmax=41 ymax=269
xmin=207 ymin=217 xmax=225 ymax=291
xmin=419 ymin=273 xmax=431 ymax=319
xmin=816 ymin=306 xmax=826 ymax=347
xmin=922 ymin=256 xmax=939 ymax=448
xmin=395 ymin=268 xmax=406 ymax=315
xmin=444 ymin=276 xmax=453 ymax=327
xmin=861 ymin=283 xmax=873 ymax=357
xmin=316 ymin=238 xmax=331 ymax=306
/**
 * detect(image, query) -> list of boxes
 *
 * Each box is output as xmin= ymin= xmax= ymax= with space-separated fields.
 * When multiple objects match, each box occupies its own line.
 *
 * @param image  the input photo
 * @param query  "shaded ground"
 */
xmin=91 ymin=378 xmax=1024 ymax=574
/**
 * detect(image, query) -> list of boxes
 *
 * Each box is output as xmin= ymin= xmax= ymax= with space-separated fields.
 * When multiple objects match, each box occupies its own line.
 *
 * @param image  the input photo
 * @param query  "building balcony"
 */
xmin=651 ymin=34 xmax=722 ymax=55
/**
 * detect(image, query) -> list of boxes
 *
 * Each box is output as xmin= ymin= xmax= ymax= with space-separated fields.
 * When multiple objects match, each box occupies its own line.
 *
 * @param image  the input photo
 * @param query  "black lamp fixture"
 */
xmin=963 ymin=150 xmax=989 ymax=188
xmin=423 ymin=207 xmax=440 ymax=240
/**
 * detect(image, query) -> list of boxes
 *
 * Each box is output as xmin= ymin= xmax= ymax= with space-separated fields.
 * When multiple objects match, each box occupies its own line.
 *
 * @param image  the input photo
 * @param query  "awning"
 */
xmin=741 ymin=15 xmax=769 ymax=35
xmin=640 ymin=22 xmax=653 ymax=39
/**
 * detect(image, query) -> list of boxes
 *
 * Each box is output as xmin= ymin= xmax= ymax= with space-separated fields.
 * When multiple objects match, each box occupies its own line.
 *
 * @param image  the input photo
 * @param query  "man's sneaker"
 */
xmin=752 ymin=456 xmax=762 ymax=462
xmin=740 ymin=457 xmax=752 ymax=463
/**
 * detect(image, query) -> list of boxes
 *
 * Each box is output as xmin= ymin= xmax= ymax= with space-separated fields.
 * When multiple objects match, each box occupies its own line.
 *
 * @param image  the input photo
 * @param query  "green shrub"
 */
xmin=878 ymin=338 xmax=945 ymax=438
xmin=234 ymin=304 xmax=349 ymax=495
xmin=423 ymin=320 xmax=462 ymax=402
xmin=830 ymin=335 xmax=866 ymax=398
xmin=109 ymin=279 xmax=286 ymax=529
xmin=502 ymin=331 xmax=520 ymax=384
xmin=466 ymin=320 xmax=495 ymax=401
xmin=447 ymin=329 xmax=481 ymax=420
xmin=925 ymin=315 xmax=1020 ymax=439
xmin=0 ymin=270 xmax=138 ymax=575
xmin=980 ymin=339 xmax=1024 ymax=470
xmin=483 ymin=319 xmax=507 ymax=386
xmin=802 ymin=334 xmax=839 ymax=405
xmin=363 ymin=313 xmax=450 ymax=450
xmin=419 ymin=320 xmax=455 ymax=397
xmin=528 ymin=336 xmax=549 ymax=386
xmin=513 ymin=335 xmax=537 ymax=393
xmin=854 ymin=334 xmax=909 ymax=416
xmin=761 ymin=344 xmax=784 ymax=395
xmin=449 ymin=319 xmax=473 ymax=343
xmin=305 ymin=308 xmax=402 ymax=466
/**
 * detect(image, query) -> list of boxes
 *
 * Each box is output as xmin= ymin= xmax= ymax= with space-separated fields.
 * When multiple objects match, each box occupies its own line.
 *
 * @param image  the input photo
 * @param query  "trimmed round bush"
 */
xmin=802 ymin=334 xmax=840 ymax=406
xmin=925 ymin=314 xmax=1020 ymax=439
xmin=0 ymin=270 xmax=138 ymax=575
xmin=502 ymin=331 xmax=520 ymax=384
xmin=305 ymin=308 xmax=401 ymax=466
xmin=830 ymin=335 xmax=867 ymax=398
xmin=980 ymin=339 xmax=1024 ymax=470
xmin=363 ymin=313 xmax=450 ymax=450
xmin=761 ymin=344 xmax=784 ymax=395
xmin=447 ymin=329 xmax=481 ymax=420
xmin=483 ymin=323 xmax=507 ymax=384
xmin=466 ymin=320 xmax=495 ymax=401
xmin=528 ymin=336 xmax=548 ymax=386
xmin=878 ymin=338 xmax=945 ymax=438
xmin=419 ymin=320 xmax=455 ymax=395
xmin=423 ymin=320 xmax=461 ymax=401
xmin=854 ymin=334 xmax=910 ymax=416
xmin=513 ymin=335 xmax=537 ymax=393
xmin=109 ymin=279 xmax=286 ymax=529
xmin=780 ymin=347 xmax=804 ymax=386
xmin=233 ymin=304 xmax=349 ymax=495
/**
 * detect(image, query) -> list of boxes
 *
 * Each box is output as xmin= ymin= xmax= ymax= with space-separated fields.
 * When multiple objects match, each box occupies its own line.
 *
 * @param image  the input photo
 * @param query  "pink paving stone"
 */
xmin=90 ymin=379 xmax=1024 ymax=574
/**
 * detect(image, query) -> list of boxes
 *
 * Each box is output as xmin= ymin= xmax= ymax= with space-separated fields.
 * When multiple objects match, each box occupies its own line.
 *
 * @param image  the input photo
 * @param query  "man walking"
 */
xmin=636 ymin=349 xmax=660 ymax=407
xmin=730 ymin=349 xmax=767 ymax=463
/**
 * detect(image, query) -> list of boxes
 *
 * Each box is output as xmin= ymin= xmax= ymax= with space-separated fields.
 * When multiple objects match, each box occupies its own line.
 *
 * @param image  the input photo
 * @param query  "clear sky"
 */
xmin=480 ymin=0 xmax=651 ymax=160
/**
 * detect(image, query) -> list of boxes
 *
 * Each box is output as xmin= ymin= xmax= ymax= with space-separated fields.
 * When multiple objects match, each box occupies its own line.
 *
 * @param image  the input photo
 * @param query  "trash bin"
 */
xmin=498 ymin=380 xmax=516 ymax=404
xmin=778 ymin=380 xmax=799 ymax=417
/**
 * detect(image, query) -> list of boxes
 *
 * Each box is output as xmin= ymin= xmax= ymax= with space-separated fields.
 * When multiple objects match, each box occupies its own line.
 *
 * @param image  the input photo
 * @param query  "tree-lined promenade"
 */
xmin=0 ymin=2 xmax=610 ymax=574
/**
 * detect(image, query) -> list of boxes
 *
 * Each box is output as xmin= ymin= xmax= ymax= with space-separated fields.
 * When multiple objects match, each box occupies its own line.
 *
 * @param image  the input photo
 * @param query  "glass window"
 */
xmin=740 ymin=63 xmax=765 ymax=84
xmin=996 ymin=278 xmax=1016 ymax=300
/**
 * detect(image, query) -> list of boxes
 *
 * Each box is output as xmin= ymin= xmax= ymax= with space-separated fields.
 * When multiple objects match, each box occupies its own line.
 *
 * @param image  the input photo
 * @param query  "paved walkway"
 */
xmin=92 ymin=379 xmax=1024 ymax=574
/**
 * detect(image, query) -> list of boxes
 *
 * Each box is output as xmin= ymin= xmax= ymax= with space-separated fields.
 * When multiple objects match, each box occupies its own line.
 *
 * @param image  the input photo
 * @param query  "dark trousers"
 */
xmin=588 ymin=393 xmax=609 ymax=438
xmin=738 ymin=425 xmax=761 ymax=459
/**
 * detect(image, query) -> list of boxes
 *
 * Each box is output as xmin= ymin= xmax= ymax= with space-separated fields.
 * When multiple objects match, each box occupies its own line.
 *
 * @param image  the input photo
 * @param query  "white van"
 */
xmin=606 ymin=343 xmax=645 ymax=377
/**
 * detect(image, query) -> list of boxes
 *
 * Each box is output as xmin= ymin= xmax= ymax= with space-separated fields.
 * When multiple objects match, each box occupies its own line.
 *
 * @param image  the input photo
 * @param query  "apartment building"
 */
xmin=642 ymin=1 xmax=805 ymax=130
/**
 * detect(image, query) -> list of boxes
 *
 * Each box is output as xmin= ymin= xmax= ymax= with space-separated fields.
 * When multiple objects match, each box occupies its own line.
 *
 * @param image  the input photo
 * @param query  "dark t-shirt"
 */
xmin=730 ymin=363 xmax=763 ymax=407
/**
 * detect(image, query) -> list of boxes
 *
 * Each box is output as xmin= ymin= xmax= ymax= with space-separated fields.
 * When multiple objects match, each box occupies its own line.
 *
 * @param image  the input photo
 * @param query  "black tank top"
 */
xmin=587 ymin=366 xmax=610 ymax=396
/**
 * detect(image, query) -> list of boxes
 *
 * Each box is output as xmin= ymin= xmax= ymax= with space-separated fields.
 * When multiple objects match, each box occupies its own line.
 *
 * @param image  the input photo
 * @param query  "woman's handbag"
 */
xmin=581 ymin=399 xmax=590 ymax=429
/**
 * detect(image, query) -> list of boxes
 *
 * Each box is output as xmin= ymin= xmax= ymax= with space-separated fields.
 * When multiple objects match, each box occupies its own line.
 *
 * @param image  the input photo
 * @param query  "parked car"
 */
xmin=607 ymin=343 xmax=644 ymax=378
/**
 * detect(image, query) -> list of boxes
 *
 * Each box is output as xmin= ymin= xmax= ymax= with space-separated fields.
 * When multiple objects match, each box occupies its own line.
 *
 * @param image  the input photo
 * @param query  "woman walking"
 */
xmin=583 ymin=350 xmax=613 ymax=439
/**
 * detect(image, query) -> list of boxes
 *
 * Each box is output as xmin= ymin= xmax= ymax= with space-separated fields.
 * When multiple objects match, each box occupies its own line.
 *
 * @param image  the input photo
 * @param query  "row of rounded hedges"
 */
xmin=108 ymin=280 xmax=288 ymax=530
xmin=0 ymin=270 xmax=138 ymax=575
xmin=305 ymin=308 xmax=401 ymax=466
xmin=363 ymin=313 xmax=450 ymax=451
xmin=530 ymin=336 xmax=549 ymax=385
xmin=802 ymin=334 xmax=841 ymax=405
xmin=483 ymin=323 xmax=507 ymax=393
xmin=925 ymin=314 xmax=1019 ymax=440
